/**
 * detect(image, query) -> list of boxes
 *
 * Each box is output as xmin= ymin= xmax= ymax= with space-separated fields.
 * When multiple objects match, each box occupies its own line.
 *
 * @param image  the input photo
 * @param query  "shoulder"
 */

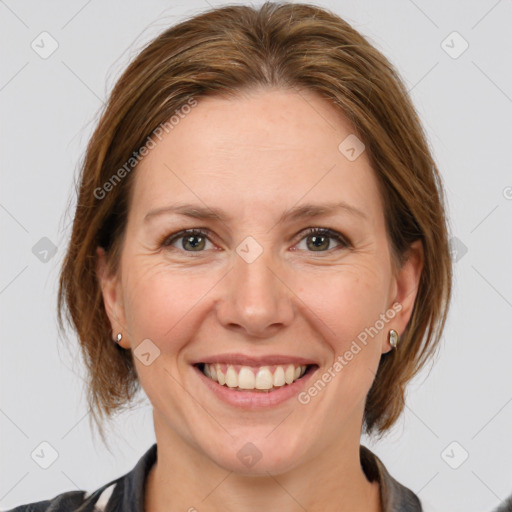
xmin=493 ymin=494 xmax=512 ymax=512
xmin=3 ymin=443 xmax=157 ymax=512
xmin=3 ymin=490 xmax=89 ymax=512
xmin=3 ymin=480 xmax=118 ymax=512
xmin=360 ymin=444 xmax=423 ymax=512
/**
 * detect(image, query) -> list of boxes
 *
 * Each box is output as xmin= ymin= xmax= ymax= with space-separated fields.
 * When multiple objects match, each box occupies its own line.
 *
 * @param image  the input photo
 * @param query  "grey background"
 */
xmin=1 ymin=1 xmax=511 ymax=511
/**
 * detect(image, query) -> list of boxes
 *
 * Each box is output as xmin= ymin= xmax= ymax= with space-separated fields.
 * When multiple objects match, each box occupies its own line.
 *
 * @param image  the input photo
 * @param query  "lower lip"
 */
xmin=193 ymin=364 xmax=318 ymax=409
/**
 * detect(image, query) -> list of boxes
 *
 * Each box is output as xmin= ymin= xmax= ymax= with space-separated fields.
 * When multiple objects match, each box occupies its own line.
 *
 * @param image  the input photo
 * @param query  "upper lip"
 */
xmin=192 ymin=353 xmax=318 ymax=367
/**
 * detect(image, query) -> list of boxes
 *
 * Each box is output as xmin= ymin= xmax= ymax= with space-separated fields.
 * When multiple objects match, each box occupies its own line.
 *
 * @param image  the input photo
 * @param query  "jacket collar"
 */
xmin=360 ymin=445 xmax=423 ymax=511
xmin=103 ymin=443 xmax=422 ymax=512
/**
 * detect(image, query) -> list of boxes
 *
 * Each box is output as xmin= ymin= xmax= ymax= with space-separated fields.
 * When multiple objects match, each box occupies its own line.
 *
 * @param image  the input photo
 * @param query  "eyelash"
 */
xmin=159 ymin=227 xmax=350 ymax=254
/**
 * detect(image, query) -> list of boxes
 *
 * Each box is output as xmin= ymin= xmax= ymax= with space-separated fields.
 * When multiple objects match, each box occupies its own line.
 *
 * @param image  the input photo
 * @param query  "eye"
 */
xmin=293 ymin=227 xmax=350 ymax=252
xmin=161 ymin=229 xmax=215 ymax=252
xmin=160 ymin=227 xmax=350 ymax=254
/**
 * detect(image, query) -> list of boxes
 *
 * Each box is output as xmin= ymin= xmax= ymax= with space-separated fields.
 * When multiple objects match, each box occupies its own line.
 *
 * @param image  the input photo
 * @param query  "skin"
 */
xmin=97 ymin=87 xmax=423 ymax=512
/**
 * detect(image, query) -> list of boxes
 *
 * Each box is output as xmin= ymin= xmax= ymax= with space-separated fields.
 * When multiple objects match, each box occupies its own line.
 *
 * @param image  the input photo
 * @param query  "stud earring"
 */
xmin=389 ymin=329 xmax=399 ymax=349
xmin=114 ymin=333 xmax=122 ymax=344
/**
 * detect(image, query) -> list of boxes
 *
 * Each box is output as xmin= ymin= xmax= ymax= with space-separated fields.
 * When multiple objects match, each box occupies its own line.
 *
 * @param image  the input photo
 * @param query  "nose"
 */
xmin=215 ymin=245 xmax=295 ymax=338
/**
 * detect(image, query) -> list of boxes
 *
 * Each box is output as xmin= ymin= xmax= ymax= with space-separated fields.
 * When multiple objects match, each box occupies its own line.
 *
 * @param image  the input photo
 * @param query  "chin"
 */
xmin=205 ymin=441 xmax=306 ymax=476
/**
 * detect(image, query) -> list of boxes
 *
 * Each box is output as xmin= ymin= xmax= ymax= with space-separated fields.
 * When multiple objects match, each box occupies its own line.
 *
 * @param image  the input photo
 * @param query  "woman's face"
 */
xmin=98 ymin=88 xmax=422 ymax=474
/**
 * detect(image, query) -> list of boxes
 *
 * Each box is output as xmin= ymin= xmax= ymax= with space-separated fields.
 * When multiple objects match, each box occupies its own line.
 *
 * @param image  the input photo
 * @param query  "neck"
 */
xmin=144 ymin=412 xmax=381 ymax=512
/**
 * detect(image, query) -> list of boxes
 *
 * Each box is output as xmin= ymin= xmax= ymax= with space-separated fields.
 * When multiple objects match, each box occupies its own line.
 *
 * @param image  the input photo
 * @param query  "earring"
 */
xmin=114 ymin=333 xmax=122 ymax=344
xmin=389 ymin=329 xmax=399 ymax=349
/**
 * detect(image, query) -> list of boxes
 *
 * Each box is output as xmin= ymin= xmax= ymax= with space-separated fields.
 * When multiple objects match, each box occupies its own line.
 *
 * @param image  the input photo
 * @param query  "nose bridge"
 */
xmin=218 ymin=235 xmax=294 ymax=336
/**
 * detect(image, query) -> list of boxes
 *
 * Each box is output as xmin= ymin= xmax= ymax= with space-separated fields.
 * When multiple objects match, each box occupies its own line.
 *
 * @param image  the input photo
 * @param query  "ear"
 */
xmin=96 ymin=246 xmax=128 ymax=349
xmin=382 ymin=239 xmax=424 ymax=353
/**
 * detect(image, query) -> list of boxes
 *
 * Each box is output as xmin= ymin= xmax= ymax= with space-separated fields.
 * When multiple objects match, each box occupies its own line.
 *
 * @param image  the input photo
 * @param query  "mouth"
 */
xmin=193 ymin=362 xmax=319 ymax=393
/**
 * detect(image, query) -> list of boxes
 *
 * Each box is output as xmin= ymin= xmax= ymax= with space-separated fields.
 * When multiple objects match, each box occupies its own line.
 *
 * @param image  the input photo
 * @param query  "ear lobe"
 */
xmin=96 ymin=246 xmax=126 ymax=344
xmin=390 ymin=239 xmax=424 ymax=335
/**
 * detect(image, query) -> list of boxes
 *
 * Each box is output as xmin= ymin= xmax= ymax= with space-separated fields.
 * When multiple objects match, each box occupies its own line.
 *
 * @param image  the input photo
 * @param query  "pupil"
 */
xmin=309 ymin=235 xmax=328 ymax=250
xmin=185 ymin=235 xmax=204 ymax=250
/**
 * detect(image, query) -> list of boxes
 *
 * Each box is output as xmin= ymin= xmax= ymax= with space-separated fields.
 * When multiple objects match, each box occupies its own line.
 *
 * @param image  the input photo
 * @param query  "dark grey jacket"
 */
xmin=3 ymin=443 xmax=430 ymax=511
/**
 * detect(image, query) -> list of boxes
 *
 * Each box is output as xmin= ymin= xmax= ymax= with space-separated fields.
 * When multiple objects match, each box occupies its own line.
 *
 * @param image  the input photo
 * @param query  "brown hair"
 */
xmin=58 ymin=1 xmax=452 ymax=444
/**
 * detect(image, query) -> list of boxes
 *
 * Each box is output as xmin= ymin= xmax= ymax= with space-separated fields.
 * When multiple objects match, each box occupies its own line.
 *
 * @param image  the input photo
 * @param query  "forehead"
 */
xmin=129 ymin=88 xmax=383 ymax=222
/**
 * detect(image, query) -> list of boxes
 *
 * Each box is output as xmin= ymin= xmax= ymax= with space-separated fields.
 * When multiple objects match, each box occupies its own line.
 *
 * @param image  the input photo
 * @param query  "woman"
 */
xmin=7 ymin=2 xmax=453 ymax=511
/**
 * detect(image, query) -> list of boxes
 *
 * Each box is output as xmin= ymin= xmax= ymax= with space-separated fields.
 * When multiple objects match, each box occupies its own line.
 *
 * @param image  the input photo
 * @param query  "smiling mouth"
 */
xmin=195 ymin=362 xmax=318 ymax=392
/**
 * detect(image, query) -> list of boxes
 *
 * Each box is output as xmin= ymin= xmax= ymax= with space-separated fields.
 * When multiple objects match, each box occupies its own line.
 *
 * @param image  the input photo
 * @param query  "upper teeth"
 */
xmin=203 ymin=363 xmax=308 ymax=390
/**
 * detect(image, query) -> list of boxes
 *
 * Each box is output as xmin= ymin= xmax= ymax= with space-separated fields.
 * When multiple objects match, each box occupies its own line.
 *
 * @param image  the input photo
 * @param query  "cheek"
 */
xmin=297 ymin=263 xmax=389 ymax=348
xmin=295 ymin=264 xmax=388 ymax=402
xmin=122 ymin=262 xmax=209 ymax=346
xmin=122 ymin=246 xmax=390 ymax=360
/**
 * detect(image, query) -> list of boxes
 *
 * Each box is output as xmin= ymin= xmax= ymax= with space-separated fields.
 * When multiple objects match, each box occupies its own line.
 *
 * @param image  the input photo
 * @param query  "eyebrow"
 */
xmin=144 ymin=200 xmax=367 ymax=224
